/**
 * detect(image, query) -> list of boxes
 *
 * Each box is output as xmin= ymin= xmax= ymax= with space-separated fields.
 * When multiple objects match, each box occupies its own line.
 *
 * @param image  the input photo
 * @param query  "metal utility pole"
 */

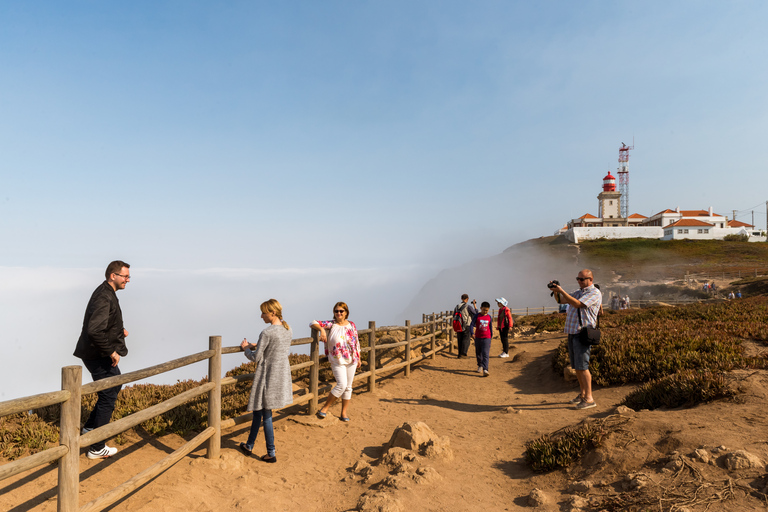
xmin=617 ymin=141 xmax=634 ymax=219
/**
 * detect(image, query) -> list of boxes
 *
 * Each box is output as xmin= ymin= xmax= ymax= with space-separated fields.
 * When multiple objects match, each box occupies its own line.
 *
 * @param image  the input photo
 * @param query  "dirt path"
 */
xmin=3 ymin=331 xmax=767 ymax=511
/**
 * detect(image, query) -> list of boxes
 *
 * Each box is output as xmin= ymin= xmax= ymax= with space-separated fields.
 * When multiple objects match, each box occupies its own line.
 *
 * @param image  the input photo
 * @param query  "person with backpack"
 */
xmin=495 ymin=297 xmax=513 ymax=358
xmin=470 ymin=301 xmax=494 ymax=376
xmin=452 ymin=294 xmax=477 ymax=358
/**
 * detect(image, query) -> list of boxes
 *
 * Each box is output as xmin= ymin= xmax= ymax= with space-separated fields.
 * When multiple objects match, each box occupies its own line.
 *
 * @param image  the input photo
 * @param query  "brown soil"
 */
xmin=3 ymin=331 xmax=768 ymax=511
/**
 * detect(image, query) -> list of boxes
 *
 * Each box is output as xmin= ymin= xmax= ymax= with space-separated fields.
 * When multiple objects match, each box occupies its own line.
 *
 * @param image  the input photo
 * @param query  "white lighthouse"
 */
xmin=597 ymin=171 xmax=624 ymax=224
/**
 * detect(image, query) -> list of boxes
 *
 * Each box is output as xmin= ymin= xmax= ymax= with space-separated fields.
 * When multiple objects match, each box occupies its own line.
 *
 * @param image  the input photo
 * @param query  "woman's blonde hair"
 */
xmin=333 ymin=301 xmax=349 ymax=321
xmin=260 ymin=299 xmax=290 ymax=330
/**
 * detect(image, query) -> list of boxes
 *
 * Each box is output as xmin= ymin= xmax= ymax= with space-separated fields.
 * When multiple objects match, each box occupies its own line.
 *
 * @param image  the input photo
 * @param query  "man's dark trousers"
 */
xmin=82 ymin=357 xmax=122 ymax=451
xmin=457 ymin=329 xmax=471 ymax=357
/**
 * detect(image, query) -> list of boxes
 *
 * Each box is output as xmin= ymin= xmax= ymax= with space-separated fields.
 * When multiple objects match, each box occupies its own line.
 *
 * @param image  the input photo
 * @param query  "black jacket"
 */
xmin=73 ymin=281 xmax=128 ymax=361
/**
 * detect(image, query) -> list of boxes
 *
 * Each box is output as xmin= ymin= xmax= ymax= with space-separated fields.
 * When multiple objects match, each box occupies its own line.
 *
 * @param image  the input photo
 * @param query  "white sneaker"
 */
xmin=87 ymin=445 xmax=117 ymax=459
xmin=477 ymin=366 xmax=483 ymax=373
xmin=483 ymin=369 xmax=489 ymax=377
xmin=499 ymin=352 xmax=509 ymax=358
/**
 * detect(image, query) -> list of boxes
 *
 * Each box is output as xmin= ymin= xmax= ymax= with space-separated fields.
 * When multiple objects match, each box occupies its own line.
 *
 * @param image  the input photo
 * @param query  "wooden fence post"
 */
xmin=206 ymin=336 xmax=221 ymax=459
xmin=405 ymin=320 xmax=411 ymax=378
xmin=309 ymin=330 xmax=319 ymax=415
xmin=368 ymin=321 xmax=377 ymax=392
xmin=58 ymin=365 xmax=82 ymax=512
xmin=430 ymin=313 xmax=436 ymax=360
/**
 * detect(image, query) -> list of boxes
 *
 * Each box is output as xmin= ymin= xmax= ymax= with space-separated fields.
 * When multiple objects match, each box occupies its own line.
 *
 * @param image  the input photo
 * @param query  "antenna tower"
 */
xmin=617 ymin=141 xmax=634 ymax=218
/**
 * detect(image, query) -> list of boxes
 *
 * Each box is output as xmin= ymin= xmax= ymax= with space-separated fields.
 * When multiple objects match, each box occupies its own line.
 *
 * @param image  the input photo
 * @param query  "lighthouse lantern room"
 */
xmin=598 ymin=171 xmax=622 ymax=222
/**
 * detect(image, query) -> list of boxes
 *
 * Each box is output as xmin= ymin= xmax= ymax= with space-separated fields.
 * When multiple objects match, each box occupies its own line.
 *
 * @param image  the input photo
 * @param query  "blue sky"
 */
xmin=2 ymin=2 xmax=768 ymax=398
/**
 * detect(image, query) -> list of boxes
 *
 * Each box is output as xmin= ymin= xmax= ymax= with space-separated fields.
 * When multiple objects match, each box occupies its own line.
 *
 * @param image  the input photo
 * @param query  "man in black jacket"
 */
xmin=74 ymin=260 xmax=131 ymax=459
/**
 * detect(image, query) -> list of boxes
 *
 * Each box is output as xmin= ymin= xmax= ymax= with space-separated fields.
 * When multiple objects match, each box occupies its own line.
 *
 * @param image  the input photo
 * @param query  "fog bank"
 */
xmin=402 ymin=237 xmax=583 ymax=317
xmin=0 ymin=265 xmax=427 ymax=401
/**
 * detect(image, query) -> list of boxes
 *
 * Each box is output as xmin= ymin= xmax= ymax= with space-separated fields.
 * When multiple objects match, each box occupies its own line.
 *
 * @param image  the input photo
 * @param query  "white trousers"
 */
xmin=330 ymin=361 xmax=358 ymax=400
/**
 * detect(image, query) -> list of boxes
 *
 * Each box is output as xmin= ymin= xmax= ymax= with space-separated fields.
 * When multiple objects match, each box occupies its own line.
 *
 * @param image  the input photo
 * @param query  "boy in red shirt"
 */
xmin=471 ymin=301 xmax=494 ymax=377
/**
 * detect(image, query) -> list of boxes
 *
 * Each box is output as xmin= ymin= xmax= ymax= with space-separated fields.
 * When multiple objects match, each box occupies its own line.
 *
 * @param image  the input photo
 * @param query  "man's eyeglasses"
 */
xmin=576 ymin=277 xmax=590 ymax=282
xmin=115 ymin=273 xmax=131 ymax=279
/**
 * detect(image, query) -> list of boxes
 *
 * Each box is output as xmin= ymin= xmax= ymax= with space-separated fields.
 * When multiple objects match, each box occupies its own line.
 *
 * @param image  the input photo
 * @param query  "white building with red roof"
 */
xmin=560 ymin=173 xmax=766 ymax=242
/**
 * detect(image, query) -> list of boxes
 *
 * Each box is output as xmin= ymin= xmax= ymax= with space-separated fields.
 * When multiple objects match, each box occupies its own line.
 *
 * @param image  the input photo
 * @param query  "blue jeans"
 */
xmin=567 ymin=333 xmax=591 ymax=371
xmin=245 ymin=409 xmax=275 ymax=457
xmin=82 ymin=357 xmax=122 ymax=451
xmin=475 ymin=337 xmax=491 ymax=371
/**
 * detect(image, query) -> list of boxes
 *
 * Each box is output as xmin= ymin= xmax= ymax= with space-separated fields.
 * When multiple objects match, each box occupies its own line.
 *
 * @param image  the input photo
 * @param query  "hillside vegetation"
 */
xmin=528 ymin=236 xmax=768 ymax=281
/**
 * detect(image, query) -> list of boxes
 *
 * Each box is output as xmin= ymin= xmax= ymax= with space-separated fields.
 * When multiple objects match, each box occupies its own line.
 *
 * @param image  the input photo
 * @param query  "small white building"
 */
xmin=661 ymin=219 xmax=716 ymax=240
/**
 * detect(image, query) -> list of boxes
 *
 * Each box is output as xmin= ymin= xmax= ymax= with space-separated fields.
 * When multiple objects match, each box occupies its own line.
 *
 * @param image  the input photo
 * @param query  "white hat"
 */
xmin=495 ymin=297 xmax=508 ymax=307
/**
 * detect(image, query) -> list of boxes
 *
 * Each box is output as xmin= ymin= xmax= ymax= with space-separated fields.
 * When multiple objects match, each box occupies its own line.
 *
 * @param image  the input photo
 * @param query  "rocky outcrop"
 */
xmin=353 ymin=422 xmax=451 ymax=511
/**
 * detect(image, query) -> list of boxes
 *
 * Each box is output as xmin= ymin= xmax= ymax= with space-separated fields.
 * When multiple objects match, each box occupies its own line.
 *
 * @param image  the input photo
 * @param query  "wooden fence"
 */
xmin=0 ymin=313 xmax=453 ymax=512
xmin=684 ymin=267 xmax=768 ymax=283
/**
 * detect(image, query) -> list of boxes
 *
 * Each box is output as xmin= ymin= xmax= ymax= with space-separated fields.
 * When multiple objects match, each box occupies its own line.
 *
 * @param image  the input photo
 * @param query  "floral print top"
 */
xmin=314 ymin=320 xmax=360 ymax=365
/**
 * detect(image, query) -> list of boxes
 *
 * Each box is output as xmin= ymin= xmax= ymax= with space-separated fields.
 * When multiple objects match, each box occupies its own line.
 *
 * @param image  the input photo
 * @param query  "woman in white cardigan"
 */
xmin=239 ymin=299 xmax=293 ymax=463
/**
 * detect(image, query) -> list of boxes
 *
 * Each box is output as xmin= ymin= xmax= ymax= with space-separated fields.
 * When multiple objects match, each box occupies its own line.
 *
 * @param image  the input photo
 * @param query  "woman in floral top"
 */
xmin=310 ymin=301 xmax=360 ymax=422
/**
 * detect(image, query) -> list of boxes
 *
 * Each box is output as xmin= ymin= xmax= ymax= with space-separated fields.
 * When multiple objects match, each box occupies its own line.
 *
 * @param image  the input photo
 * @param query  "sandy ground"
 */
xmin=3 ymin=330 xmax=768 ymax=511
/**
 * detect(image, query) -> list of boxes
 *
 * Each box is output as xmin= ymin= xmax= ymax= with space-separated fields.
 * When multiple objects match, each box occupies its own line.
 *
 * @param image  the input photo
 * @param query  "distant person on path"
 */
xmin=453 ymin=294 xmax=477 ymax=358
xmin=549 ymin=269 xmax=602 ymax=410
xmin=470 ymin=301 xmax=493 ymax=376
xmin=238 ymin=299 xmax=293 ymax=463
xmin=728 ymin=291 xmax=735 ymax=300
xmin=73 ymin=260 xmax=131 ymax=460
xmin=310 ymin=302 xmax=360 ymax=422
xmin=623 ymin=295 xmax=630 ymax=309
xmin=495 ymin=297 xmax=513 ymax=358
xmin=736 ymin=290 xmax=742 ymax=299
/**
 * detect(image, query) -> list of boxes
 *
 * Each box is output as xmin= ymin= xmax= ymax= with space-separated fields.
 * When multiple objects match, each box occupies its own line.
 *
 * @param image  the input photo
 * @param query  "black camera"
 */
xmin=547 ymin=280 xmax=560 ymax=297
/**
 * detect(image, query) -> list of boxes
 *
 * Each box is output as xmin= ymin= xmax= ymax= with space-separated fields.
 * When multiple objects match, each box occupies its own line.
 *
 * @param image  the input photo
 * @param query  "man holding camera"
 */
xmin=549 ymin=269 xmax=602 ymax=410
xmin=454 ymin=294 xmax=477 ymax=358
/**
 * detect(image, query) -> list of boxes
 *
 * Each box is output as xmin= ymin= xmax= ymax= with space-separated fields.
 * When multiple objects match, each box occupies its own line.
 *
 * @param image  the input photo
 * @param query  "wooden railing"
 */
xmin=684 ymin=267 xmax=768 ymax=283
xmin=0 ymin=313 xmax=453 ymax=512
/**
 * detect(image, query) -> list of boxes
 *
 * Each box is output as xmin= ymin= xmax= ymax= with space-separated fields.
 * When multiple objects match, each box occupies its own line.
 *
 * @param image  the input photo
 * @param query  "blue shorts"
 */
xmin=567 ymin=333 xmax=591 ymax=371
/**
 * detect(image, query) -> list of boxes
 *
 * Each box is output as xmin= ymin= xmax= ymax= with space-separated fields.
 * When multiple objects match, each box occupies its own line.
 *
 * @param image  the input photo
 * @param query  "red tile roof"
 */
xmin=628 ymin=213 xmax=647 ymax=219
xmin=728 ymin=220 xmax=754 ymax=228
xmin=665 ymin=219 xmax=714 ymax=228
xmin=680 ymin=209 xmax=715 ymax=217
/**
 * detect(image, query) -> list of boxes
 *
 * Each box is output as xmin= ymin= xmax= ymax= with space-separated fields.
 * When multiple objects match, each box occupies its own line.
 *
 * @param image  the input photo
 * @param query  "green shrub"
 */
xmin=620 ymin=370 xmax=735 ymax=410
xmin=0 ymin=412 xmax=60 ymax=460
xmin=525 ymin=422 xmax=606 ymax=472
xmin=517 ymin=312 xmax=565 ymax=333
